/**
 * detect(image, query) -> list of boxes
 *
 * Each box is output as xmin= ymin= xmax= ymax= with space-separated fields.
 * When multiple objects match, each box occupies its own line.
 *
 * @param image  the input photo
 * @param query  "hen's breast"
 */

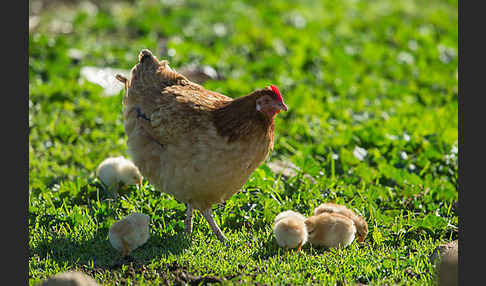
xmin=170 ymin=127 xmax=271 ymax=209
xmin=125 ymin=111 xmax=272 ymax=210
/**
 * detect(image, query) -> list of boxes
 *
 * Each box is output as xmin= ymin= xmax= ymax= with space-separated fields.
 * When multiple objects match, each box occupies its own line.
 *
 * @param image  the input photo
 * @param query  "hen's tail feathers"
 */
xmin=127 ymin=49 xmax=192 ymax=94
xmin=116 ymin=74 xmax=129 ymax=90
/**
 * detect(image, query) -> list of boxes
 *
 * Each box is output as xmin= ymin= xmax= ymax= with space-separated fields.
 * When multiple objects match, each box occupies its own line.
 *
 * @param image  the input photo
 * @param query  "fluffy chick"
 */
xmin=304 ymin=213 xmax=356 ymax=249
xmin=273 ymin=210 xmax=308 ymax=251
xmin=108 ymin=213 xmax=150 ymax=256
xmin=37 ymin=271 xmax=100 ymax=286
xmin=438 ymin=254 xmax=458 ymax=286
xmin=314 ymin=203 xmax=368 ymax=243
xmin=96 ymin=156 xmax=142 ymax=193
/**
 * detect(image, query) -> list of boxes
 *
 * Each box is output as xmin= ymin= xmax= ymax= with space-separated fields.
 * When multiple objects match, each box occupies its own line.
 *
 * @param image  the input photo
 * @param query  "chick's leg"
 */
xmin=297 ymin=242 xmax=303 ymax=251
xmin=121 ymin=238 xmax=130 ymax=257
xmin=201 ymin=209 xmax=227 ymax=242
xmin=184 ymin=204 xmax=194 ymax=234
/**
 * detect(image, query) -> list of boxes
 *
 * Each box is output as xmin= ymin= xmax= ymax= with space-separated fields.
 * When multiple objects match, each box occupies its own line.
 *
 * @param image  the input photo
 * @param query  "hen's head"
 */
xmin=255 ymin=85 xmax=288 ymax=118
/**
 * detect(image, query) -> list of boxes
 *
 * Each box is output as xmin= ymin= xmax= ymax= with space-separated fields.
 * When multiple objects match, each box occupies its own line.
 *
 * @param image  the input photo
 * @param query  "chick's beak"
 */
xmin=280 ymin=102 xmax=288 ymax=112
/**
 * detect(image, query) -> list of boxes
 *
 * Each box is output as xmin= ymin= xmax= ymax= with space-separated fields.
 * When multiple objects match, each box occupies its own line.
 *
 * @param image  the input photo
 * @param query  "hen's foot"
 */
xmin=201 ymin=208 xmax=227 ymax=242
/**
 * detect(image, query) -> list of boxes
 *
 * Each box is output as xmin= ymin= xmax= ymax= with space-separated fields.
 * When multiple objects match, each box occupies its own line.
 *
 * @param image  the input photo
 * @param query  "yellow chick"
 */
xmin=37 ymin=271 xmax=100 ymax=286
xmin=108 ymin=213 xmax=150 ymax=256
xmin=273 ymin=210 xmax=308 ymax=251
xmin=438 ymin=254 xmax=458 ymax=286
xmin=304 ymin=213 xmax=356 ymax=249
xmin=314 ymin=203 xmax=368 ymax=243
xmin=96 ymin=156 xmax=143 ymax=195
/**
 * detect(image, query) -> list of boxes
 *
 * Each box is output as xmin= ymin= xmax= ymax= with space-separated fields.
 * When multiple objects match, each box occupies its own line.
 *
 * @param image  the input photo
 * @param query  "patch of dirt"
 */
xmin=177 ymin=64 xmax=223 ymax=85
xmin=80 ymin=66 xmax=130 ymax=96
xmin=267 ymin=160 xmax=317 ymax=183
xmin=173 ymin=270 xmax=223 ymax=285
xmin=77 ymin=261 xmax=171 ymax=285
xmin=78 ymin=260 xmax=260 ymax=285
xmin=166 ymin=262 xmax=222 ymax=285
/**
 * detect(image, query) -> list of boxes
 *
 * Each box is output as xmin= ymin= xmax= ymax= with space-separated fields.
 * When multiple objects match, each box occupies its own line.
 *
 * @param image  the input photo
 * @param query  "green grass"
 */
xmin=29 ymin=0 xmax=458 ymax=285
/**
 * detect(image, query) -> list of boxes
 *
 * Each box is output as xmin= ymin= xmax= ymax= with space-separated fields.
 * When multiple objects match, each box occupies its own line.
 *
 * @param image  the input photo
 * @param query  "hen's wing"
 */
xmin=122 ymin=49 xmax=232 ymax=145
xmin=145 ymin=86 xmax=232 ymax=145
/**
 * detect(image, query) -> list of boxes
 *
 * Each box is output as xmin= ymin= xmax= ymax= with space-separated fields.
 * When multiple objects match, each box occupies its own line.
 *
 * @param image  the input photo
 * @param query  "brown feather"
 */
xmin=213 ymin=90 xmax=275 ymax=145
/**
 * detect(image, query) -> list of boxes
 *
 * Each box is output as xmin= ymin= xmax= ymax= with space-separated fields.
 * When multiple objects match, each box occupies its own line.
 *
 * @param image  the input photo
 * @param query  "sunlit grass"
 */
xmin=29 ymin=0 xmax=457 ymax=284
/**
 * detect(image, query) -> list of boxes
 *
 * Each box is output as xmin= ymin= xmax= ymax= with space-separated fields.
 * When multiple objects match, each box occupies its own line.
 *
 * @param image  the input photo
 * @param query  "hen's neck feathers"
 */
xmin=213 ymin=90 xmax=275 ymax=144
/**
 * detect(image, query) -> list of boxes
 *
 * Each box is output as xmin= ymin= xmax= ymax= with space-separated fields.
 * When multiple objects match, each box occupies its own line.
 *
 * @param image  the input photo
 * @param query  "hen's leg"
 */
xmin=201 ymin=209 xmax=227 ymax=242
xmin=184 ymin=204 xmax=194 ymax=234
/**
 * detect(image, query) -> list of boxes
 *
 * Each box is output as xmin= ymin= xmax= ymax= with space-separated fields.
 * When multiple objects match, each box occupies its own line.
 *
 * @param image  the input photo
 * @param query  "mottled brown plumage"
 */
xmin=314 ymin=203 xmax=368 ymax=243
xmin=213 ymin=90 xmax=275 ymax=144
xmin=305 ymin=213 xmax=357 ymax=249
xmin=116 ymin=49 xmax=287 ymax=242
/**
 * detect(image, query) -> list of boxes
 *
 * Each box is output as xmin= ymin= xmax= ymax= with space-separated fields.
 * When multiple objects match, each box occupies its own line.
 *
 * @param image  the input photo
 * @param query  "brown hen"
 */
xmin=116 ymin=49 xmax=288 ymax=242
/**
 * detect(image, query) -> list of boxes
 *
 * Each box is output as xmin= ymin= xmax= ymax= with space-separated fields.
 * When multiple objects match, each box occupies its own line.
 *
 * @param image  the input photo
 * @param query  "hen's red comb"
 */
xmin=270 ymin=85 xmax=283 ymax=103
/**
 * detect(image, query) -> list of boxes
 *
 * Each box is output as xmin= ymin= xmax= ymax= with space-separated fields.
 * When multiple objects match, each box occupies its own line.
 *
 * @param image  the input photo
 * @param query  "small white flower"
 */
xmin=403 ymin=133 xmax=411 ymax=142
xmin=397 ymin=51 xmax=414 ymax=65
xmin=168 ymin=48 xmax=176 ymax=57
xmin=213 ymin=23 xmax=227 ymax=37
xmin=400 ymin=151 xmax=408 ymax=160
xmin=353 ymin=146 xmax=368 ymax=161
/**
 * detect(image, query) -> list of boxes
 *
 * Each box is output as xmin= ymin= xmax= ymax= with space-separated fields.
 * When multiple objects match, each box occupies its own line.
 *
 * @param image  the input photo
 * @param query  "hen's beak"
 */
xmin=280 ymin=102 xmax=289 ymax=112
xmin=358 ymin=236 xmax=365 ymax=243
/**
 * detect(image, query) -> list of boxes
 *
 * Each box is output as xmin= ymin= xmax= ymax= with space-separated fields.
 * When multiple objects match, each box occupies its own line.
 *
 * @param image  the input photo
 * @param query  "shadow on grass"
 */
xmin=30 ymin=230 xmax=192 ymax=269
xmin=132 ymin=232 xmax=192 ymax=264
xmin=250 ymin=234 xmax=337 ymax=260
